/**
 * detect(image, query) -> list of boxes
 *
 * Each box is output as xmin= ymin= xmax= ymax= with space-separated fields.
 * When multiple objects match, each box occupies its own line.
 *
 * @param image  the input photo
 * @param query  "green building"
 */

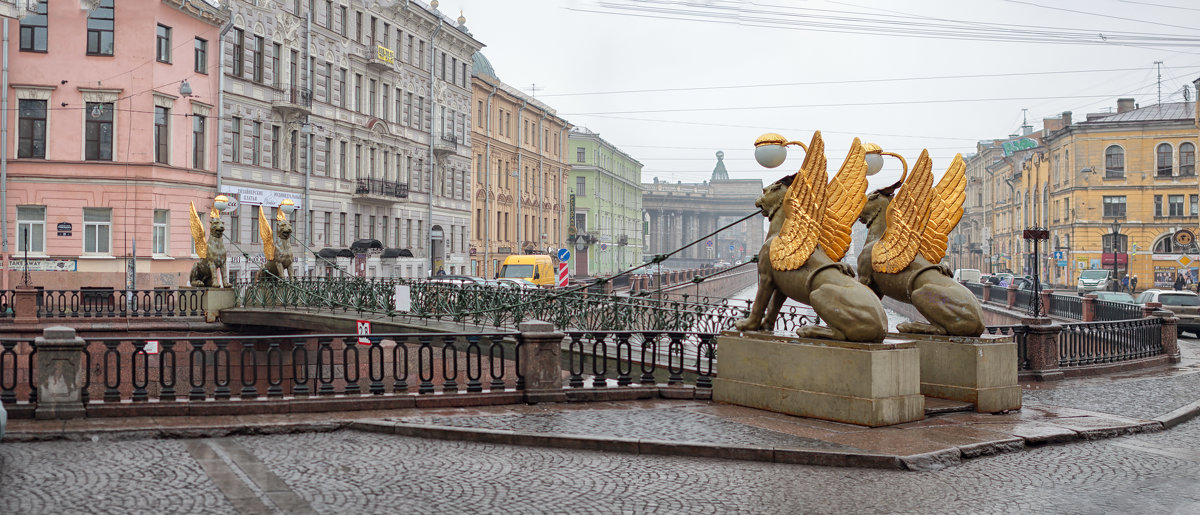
xmin=566 ymin=127 xmax=644 ymax=277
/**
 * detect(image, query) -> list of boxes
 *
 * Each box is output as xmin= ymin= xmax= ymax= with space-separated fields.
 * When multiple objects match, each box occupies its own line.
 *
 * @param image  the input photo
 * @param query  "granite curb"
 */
xmin=1153 ymin=398 xmax=1200 ymax=429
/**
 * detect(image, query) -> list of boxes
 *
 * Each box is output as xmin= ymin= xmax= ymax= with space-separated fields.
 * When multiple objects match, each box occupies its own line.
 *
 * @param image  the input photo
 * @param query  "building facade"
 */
xmin=469 ymin=52 xmax=570 ymax=279
xmin=218 ymin=0 xmax=481 ymax=281
xmin=567 ymin=128 xmax=643 ymax=277
xmin=5 ymin=0 xmax=227 ymax=289
xmin=952 ymin=85 xmax=1200 ymax=289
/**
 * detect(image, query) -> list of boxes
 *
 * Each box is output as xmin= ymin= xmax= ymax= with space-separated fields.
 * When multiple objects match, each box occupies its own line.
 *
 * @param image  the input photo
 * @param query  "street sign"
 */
xmin=729 ymin=244 xmax=735 ymax=252
xmin=557 ymin=248 xmax=570 ymax=262
xmin=557 ymin=262 xmax=569 ymax=287
xmin=706 ymin=239 xmax=713 ymax=248
xmin=1178 ymin=256 xmax=1192 ymax=267
xmin=1053 ymin=251 xmax=1063 ymax=260
xmin=1057 ymin=260 xmax=1068 ymax=267
xmin=356 ymin=320 xmax=372 ymax=345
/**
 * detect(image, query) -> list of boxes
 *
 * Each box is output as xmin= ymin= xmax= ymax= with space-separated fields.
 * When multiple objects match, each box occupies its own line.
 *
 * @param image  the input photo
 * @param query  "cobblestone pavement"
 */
xmin=1 ymin=418 xmax=1198 ymax=514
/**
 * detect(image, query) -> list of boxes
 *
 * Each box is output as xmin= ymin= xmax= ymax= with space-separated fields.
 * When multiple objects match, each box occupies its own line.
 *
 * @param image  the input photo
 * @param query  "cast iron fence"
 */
xmin=1058 ymin=318 xmax=1163 ymax=367
xmin=1049 ymin=293 xmax=1083 ymax=320
xmin=1094 ymin=300 xmax=1143 ymax=322
xmin=987 ymin=285 xmax=1008 ymax=305
xmin=0 ymin=338 xmax=36 ymax=404
xmin=985 ymin=325 xmax=1030 ymax=370
xmin=563 ymin=331 xmax=716 ymax=389
xmin=964 ymin=282 xmax=985 ymax=301
xmin=38 ymin=289 xmax=205 ymax=318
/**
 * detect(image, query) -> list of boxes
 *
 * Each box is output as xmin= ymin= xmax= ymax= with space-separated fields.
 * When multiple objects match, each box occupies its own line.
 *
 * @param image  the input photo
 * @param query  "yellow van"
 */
xmin=498 ymin=255 xmax=556 ymax=286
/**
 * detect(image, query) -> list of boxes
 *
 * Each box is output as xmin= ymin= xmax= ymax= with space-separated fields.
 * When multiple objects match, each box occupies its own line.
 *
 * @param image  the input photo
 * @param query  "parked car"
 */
xmin=992 ymin=272 xmax=1015 ymax=286
xmin=497 ymin=278 xmax=539 ymax=289
xmin=952 ymin=268 xmax=982 ymax=283
xmin=1135 ymin=289 xmax=1200 ymax=336
xmin=1012 ymin=276 xmax=1046 ymax=291
xmin=1077 ymin=269 xmax=1113 ymax=293
xmin=1092 ymin=291 xmax=1136 ymax=303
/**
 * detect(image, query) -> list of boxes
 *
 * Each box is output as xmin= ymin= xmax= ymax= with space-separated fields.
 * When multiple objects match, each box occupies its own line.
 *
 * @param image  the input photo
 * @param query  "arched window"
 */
xmin=1153 ymin=234 xmax=1188 ymax=254
xmin=1105 ymin=145 xmax=1124 ymax=178
xmin=1181 ymin=142 xmax=1195 ymax=176
xmin=1156 ymin=143 xmax=1173 ymax=177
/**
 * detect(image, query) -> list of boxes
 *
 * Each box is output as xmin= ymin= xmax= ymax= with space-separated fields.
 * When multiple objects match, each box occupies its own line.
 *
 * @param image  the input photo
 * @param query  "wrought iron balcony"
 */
xmin=354 ymin=179 xmax=409 ymax=200
xmin=358 ymin=45 xmax=396 ymax=72
xmin=271 ymin=84 xmax=312 ymax=116
xmin=433 ymin=133 xmax=458 ymax=156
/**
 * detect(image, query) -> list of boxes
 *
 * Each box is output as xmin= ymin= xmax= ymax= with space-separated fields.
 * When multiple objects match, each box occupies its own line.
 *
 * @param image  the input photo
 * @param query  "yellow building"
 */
xmin=956 ymin=83 xmax=1200 ymax=290
xmin=469 ymin=52 xmax=571 ymax=278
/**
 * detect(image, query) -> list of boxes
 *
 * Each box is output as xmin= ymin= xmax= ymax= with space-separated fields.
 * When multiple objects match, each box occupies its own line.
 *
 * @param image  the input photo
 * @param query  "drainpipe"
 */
xmin=303 ymin=10 xmax=312 ymax=276
xmin=2 ymin=21 xmax=9 ymax=289
xmin=537 ymin=111 xmax=547 ymax=252
xmin=427 ymin=20 xmax=442 ymax=275
xmin=484 ymin=83 xmax=497 ymax=276
xmin=516 ymin=100 xmax=527 ymax=250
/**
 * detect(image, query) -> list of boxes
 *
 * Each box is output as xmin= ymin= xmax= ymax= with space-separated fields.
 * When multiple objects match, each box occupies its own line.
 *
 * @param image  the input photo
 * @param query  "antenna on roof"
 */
xmin=1154 ymin=61 xmax=1163 ymax=105
xmin=529 ymin=83 xmax=540 ymax=98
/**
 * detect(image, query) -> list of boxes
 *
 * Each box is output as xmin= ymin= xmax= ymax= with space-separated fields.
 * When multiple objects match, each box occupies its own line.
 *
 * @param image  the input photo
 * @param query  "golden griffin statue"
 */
xmin=188 ymin=201 xmax=228 ymax=288
xmin=856 ymin=149 xmax=985 ymax=336
xmin=734 ymin=131 xmax=888 ymax=342
xmin=255 ymin=203 xmax=295 ymax=281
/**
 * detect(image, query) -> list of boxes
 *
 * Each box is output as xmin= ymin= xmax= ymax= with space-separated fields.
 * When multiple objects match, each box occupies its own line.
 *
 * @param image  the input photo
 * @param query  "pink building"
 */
xmin=4 ymin=0 xmax=228 ymax=289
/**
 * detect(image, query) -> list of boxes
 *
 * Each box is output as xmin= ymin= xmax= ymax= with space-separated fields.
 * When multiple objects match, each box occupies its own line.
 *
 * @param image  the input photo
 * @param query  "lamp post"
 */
xmin=1022 ymin=226 xmax=1049 ymax=317
xmin=1110 ymin=219 xmax=1121 ymax=292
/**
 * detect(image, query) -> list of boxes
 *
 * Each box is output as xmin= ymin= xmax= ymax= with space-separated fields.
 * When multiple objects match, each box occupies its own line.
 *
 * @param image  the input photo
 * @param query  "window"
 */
xmin=250 ymin=206 xmax=260 ymax=243
xmin=576 ymin=176 xmax=586 ymax=196
xmin=369 ymin=215 xmax=376 ymax=239
xmin=231 ymin=117 xmax=242 ymax=162
xmin=1182 ymin=142 xmax=1196 ymax=176
xmin=1105 ymin=145 xmax=1124 ymax=178
xmin=20 ymin=1 xmax=48 ymax=52
xmin=356 ymin=11 xmax=363 ymax=42
xmin=156 ymin=25 xmax=172 ymax=63
xmin=325 ymin=0 xmax=332 ymax=27
xmin=1157 ymin=143 xmax=1173 ymax=177
xmin=1102 ymin=196 xmax=1126 ymax=218
xmin=252 ymin=36 xmax=265 ymax=83
xmin=395 ymin=88 xmax=403 ymax=123
xmin=192 ymin=115 xmax=206 ymax=169
xmin=339 ymin=213 xmax=347 ymax=246
xmin=1155 ymin=194 xmax=1163 ymax=217
xmin=418 ymin=96 xmax=425 ymax=129
xmin=354 ymin=74 xmax=363 ymax=112
xmin=271 ymin=125 xmax=281 ymax=169
xmin=338 ymin=68 xmax=347 ymax=108
xmin=1170 ymin=195 xmax=1185 ymax=216
xmin=404 ymin=93 xmax=412 ymax=125
xmin=577 ymin=147 xmax=585 ymax=163
xmin=17 ymin=206 xmax=45 ymax=253
xmin=323 ymin=212 xmax=332 ymax=246
xmin=232 ymin=29 xmax=244 ymax=77
xmin=83 ymin=208 xmax=112 ymax=254
xmin=153 ymin=210 xmax=169 ymax=255
xmin=290 ymin=130 xmax=299 ymax=171
xmin=355 ymin=145 xmax=362 ymax=179
xmin=194 ymin=38 xmax=208 ymax=74
xmin=323 ymin=62 xmax=333 ymax=102
xmin=339 ymin=141 xmax=348 ymax=179
xmin=18 ymin=100 xmax=47 ymax=159
xmin=154 ymin=106 xmax=169 ymax=164
xmin=323 ymin=137 xmax=332 ymax=175
xmin=86 ymin=0 xmax=115 ymax=56
xmin=477 ymin=101 xmax=484 ymax=128
xmin=85 ymin=102 xmax=114 ymax=161
xmin=369 ymin=79 xmax=377 ymax=117
xmin=250 ymin=122 xmax=262 ymax=166
xmin=229 ymin=208 xmax=240 ymax=244
xmin=1192 ymin=195 xmax=1199 ymax=216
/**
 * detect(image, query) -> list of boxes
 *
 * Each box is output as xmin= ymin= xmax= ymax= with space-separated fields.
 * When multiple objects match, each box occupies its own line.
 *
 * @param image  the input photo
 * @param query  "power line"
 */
xmin=563 ymin=94 xmax=1129 ymax=116
xmin=1003 ymin=0 xmax=1200 ymax=33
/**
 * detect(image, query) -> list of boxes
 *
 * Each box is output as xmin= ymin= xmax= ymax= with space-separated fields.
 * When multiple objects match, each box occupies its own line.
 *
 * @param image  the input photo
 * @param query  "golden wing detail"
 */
xmin=769 ymin=131 xmax=827 ymax=271
xmin=819 ymin=138 xmax=868 ymax=262
xmin=259 ymin=207 xmax=275 ymax=262
xmin=871 ymin=149 xmax=935 ymax=274
xmin=189 ymin=202 xmax=207 ymax=259
xmin=919 ymin=153 xmax=966 ymax=264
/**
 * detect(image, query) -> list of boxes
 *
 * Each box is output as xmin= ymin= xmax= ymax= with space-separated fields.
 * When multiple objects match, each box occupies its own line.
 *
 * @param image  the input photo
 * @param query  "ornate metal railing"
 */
xmin=1013 ymin=288 xmax=1035 ymax=313
xmin=985 ymin=325 xmax=1029 ymax=370
xmin=986 ymin=285 xmax=1008 ymax=305
xmin=964 ymin=282 xmax=985 ymax=301
xmin=80 ymin=332 xmax=523 ymax=403
xmin=1058 ymin=318 xmax=1163 ymax=367
xmin=355 ymin=178 xmax=409 ymax=199
xmin=1093 ymin=300 xmax=1143 ymax=322
xmin=38 ymin=289 xmax=205 ymax=318
xmin=0 ymin=338 xmax=37 ymax=404
xmin=1049 ymin=293 xmax=1082 ymax=320
xmin=563 ymin=331 xmax=715 ymax=389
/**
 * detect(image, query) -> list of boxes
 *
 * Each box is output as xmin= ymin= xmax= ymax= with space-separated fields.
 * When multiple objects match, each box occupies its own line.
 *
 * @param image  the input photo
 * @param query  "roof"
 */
xmin=472 ymin=52 xmax=498 ymax=81
xmin=1080 ymin=101 xmax=1196 ymax=124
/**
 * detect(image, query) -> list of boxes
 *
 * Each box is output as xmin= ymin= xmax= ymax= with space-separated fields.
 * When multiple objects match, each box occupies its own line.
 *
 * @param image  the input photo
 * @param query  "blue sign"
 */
xmin=557 ymin=248 xmax=570 ymax=262
xmin=1053 ymin=251 xmax=1064 ymax=260
xmin=729 ymin=244 xmax=735 ymax=252
xmin=1057 ymin=260 xmax=1068 ymax=267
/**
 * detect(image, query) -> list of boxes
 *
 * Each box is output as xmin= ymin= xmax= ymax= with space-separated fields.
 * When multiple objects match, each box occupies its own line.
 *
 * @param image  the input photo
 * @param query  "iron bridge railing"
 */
xmin=38 ymin=289 xmax=205 ymax=318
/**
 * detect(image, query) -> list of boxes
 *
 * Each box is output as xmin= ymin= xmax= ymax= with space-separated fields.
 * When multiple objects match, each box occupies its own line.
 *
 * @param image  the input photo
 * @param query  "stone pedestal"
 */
xmin=713 ymin=332 xmax=924 ymax=427
xmin=13 ymin=286 xmax=39 ymax=324
xmin=202 ymin=288 xmax=236 ymax=323
xmin=906 ymin=333 xmax=1022 ymax=413
xmin=518 ymin=320 xmax=568 ymax=403
xmin=34 ymin=326 xmax=87 ymax=420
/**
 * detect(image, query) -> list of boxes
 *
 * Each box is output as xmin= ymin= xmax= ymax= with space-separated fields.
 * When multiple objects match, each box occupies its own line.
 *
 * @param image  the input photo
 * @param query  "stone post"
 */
xmin=1040 ymin=289 xmax=1053 ymax=316
xmin=1022 ymin=318 xmax=1063 ymax=381
xmin=34 ymin=326 xmax=87 ymax=419
xmin=1148 ymin=309 xmax=1181 ymax=363
xmin=1006 ymin=285 xmax=1017 ymax=309
xmin=1142 ymin=301 xmax=1161 ymax=318
xmin=982 ymin=285 xmax=991 ymax=303
xmin=518 ymin=320 xmax=567 ymax=403
xmin=1082 ymin=294 xmax=1097 ymax=322
xmin=13 ymin=285 xmax=39 ymax=324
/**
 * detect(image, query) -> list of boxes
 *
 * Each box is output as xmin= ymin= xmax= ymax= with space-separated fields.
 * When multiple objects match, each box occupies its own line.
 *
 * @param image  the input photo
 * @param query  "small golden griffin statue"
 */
xmin=734 ymin=131 xmax=889 ymax=342
xmin=255 ymin=206 xmax=295 ymax=281
xmin=856 ymin=149 xmax=985 ymax=336
xmin=188 ymin=202 xmax=228 ymax=288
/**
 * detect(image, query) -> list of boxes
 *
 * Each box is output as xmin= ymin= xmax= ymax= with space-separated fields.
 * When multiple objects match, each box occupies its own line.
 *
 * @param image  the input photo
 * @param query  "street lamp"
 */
xmin=1110 ymin=219 xmax=1122 ymax=291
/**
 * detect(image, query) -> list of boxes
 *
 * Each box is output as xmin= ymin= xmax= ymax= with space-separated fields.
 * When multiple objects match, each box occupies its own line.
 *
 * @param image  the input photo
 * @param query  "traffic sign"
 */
xmin=1053 ymin=251 xmax=1063 ymax=260
xmin=557 ymin=262 xmax=569 ymax=287
xmin=356 ymin=320 xmax=372 ymax=345
xmin=706 ymin=239 xmax=713 ymax=248
xmin=1178 ymin=256 xmax=1192 ymax=267
xmin=729 ymin=244 xmax=735 ymax=252
xmin=558 ymin=248 xmax=570 ymax=262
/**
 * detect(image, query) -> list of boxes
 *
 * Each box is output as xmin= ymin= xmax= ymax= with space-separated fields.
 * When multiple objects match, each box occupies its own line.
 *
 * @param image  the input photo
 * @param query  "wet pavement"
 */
xmin=1 ymin=339 xmax=1198 ymax=513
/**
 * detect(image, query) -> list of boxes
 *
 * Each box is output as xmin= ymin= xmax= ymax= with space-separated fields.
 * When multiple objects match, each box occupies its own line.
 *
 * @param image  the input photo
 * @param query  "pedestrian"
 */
xmin=1131 ymin=275 xmax=1138 ymax=293
xmin=1174 ymin=273 xmax=1184 ymax=291
xmin=1121 ymin=275 xmax=1129 ymax=292
xmin=437 ymin=267 xmax=446 ymax=276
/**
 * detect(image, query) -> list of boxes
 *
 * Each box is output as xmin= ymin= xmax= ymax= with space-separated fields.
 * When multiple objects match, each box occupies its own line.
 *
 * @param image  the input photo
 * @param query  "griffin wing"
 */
xmin=919 ymin=153 xmax=966 ymax=264
xmin=259 ymin=207 xmax=275 ymax=262
xmin=871 ymin=149 xmax=935 ymax=274
xmin=189 ymin=202 xmax=207 ymax=259
xmin=819 ymin=138 xmax=868 ymax=262
xmin=769 ymin=131 xmax=827 ymax=271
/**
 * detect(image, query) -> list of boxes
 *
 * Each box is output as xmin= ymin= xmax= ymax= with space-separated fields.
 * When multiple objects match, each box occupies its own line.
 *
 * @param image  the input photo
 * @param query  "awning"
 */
xmin=351 ymin=239 xmax=384 ymax=251
xmin=382 ymin=248 xmax=414 ymax=258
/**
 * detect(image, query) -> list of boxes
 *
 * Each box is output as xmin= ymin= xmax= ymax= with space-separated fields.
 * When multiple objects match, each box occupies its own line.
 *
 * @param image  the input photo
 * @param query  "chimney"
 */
xmin=1117 ymin=98 xmax=1136 ymax=114
xmin=1062 ymin=111 xmax=1072 ymax=126
xmin=1043 ymin=117 xmax=1063 ymax=133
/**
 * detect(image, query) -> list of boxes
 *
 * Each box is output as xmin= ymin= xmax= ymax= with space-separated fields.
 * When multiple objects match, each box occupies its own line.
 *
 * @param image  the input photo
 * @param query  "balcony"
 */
xmin=354 ymin=179 xmax=409 ymax=203
xmin=433 ymin=133 xmax=458 ymax=156
xmin=357 ymin=45 xmax=396 ymax=73
xmin=271 ymin=84 xmax=312 ymax=117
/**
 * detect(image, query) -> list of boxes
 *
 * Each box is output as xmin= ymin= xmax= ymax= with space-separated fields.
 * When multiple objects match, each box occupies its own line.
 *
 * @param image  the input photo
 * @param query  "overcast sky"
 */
xmin=446 ymin=0 xmax=1200 ymax=189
